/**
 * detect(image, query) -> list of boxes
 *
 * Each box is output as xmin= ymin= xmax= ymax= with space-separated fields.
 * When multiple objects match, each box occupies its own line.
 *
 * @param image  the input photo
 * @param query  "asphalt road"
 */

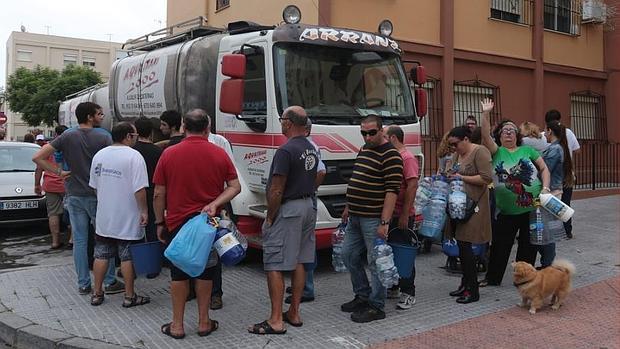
xmin=0 ymin=225 xmax=72 ymax=271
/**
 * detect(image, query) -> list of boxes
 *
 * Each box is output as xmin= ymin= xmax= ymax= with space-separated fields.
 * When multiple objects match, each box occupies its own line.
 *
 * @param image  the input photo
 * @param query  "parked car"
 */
xmin=0 ymin=141 xmax=47 ymax=227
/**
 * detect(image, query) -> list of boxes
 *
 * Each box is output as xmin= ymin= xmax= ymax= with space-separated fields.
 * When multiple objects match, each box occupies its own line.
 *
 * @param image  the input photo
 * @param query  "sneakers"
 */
xmin=78 ymin=285 xmax=92 ymax=295
xmin=341 ymin=296 xmax=368 ymax=313
xmin=387 ymin=287 xmax=401 ymax=299
xmin=396 ymin=294 xmax=416 ymax=310
xmin=104 ymin=280 xmax=125 ymax=295
xmin=210 ymin=295 xmax=223 ymax=310
xmin=351 ymin=305 xmax=386 ymax=323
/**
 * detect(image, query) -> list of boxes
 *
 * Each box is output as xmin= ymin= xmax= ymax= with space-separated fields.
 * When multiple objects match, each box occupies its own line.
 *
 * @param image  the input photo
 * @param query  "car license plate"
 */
xmin=0 ymin=200 xmax=39 ymax=210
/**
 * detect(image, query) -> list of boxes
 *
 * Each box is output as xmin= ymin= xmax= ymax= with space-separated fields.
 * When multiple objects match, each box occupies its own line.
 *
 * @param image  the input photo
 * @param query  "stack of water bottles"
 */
xmin=331 ymin=224 xmax=348 ymax=272
xmin=420 ymin=175 xmax=450 ymax=241
xmin=448 ymin=176 xmax=467 ymax=220
xmin=372 ymin=239 xmax=399 ymax=288
xmin=414 ymin=176 xmax=433 ymax=214
xmin=529 ymin=206 xmax=547 ymax=245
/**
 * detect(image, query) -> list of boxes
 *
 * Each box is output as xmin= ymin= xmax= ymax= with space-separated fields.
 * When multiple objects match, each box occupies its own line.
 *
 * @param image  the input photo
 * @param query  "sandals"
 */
xmin=197 ymin=320 xmax=219 ymax=337
xmin=282 ymin=311 xmax=303 ymax=327
xmin=248 ymin=320 xmax=287 ymax=335
xmin=90 ymin=293 xmax=104 ymax=306
xmin=161 ymin=323 xmax=185 ymax=339
xmin=122 ymin=294 xmax=150 ymax=308
xmin=51 ymin=243 xmax=64 ymax=250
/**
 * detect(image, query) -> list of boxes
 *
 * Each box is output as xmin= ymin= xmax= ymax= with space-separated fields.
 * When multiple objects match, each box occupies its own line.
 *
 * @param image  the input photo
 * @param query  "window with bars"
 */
xmin=63 ymin=54 xmax=77 ymax=66
xmin=490 ymin=0 xmax=534 ymax=25
xmin=216 ymin=0 xmax=230 ymax=11
xmin=453 ymin=80 xmax=502 ymax=128
xmin=570 ymin=91 xmax=606 ymax=141
xmin=82 ymin=57 xmax=96 ymax=68
xmin=544 ymin=0 xmax=581 ymax=35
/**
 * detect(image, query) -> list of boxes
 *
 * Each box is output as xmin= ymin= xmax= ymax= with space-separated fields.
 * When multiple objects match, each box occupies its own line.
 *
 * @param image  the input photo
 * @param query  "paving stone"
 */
xmin=58 ymin=337 xmax=130 ymax=349
xmin=15 ymin=324 xmax=73 ymax=349
xmin=0 ymin=312 xmax=34 ymax=346
xmin=0 ymin=195 xmax=617 ymax=349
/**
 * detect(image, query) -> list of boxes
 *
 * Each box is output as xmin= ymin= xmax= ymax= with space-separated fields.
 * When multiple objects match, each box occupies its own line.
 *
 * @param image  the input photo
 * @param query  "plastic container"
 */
xmin=331 ymin=224 xmax=347 ymax=272
xmin=539 ymin=193 xmax=574 ymax=222
xmin=529 ymin=207 xmax=546 ymax=245
xmin=448 ymin=177 xmax=467 ymax=220
xmin=389 ymin=243 xmax=417 ymax=278
xmin=414 ymin=176 xmax=433 ymax=214
xmin=419 ymin=176 xmax=449 ymax=241
xmin=372 ymin=238 xmax=399 ymax=288
xmin=129 ymin=241 xmax=163 ymax=276
xmin=214 ymin=227 xmax=246 ymax=266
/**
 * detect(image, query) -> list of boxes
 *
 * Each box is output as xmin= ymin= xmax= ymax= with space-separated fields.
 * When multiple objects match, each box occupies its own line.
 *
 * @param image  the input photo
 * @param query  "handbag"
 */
xmin=164 ymin=213 xmax=217 ymax=277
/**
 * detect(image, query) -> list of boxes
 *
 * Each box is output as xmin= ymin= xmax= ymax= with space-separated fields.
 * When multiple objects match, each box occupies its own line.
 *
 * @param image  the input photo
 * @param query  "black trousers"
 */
xmin=485 ymin=212 xmax=537 ymax=284
xmin=457 ymin=240 xmax=478 ymax=293
xmin=561 ymin=186 xmax=573 ymax=236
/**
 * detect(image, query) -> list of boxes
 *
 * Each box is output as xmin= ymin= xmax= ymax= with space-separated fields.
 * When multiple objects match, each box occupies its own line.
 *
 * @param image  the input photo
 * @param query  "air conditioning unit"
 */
xmin=582 ymin=0 xmax=607 ymax=24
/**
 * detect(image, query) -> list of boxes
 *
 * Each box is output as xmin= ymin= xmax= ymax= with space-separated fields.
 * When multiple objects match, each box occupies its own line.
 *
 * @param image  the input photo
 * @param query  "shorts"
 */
xmin=262 ymin=198 xmax=316 ymax=271
xmin=93 ymin=235 xmax=138 ymax=262
xmin=166 ymin=213 xmax=218 ymax=281
xmin=45 ymin=192 xmax=64 ymax=217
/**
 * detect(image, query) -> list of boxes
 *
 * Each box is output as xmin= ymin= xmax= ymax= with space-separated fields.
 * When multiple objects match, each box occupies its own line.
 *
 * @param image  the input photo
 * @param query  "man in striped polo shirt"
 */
xmin=340 ymin=115 xmax=403 ymax=323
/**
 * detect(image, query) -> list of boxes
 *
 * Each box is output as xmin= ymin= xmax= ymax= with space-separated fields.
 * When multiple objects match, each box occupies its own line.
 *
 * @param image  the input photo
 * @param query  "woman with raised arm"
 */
xmin=478 ymin=98 xmax=551 ymax=287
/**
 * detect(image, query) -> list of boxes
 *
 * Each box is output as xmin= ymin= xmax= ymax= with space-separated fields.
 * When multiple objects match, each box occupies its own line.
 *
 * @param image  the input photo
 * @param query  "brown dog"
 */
xmin=511 ymin=260 xmax=575 ymax=314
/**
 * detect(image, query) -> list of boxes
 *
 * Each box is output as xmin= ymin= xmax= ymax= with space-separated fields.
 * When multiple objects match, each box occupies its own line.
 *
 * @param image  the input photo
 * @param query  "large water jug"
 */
xmin=372 ymin=238 xmax=400 ymax=288
xmin=420 ymin=176 xmax=449 ymax=241
xmin=539 ymin=193 xmax=574 ymax=223
xmin=331 ymin=224 xmax=348 ymax=272
xmin=414 ymin=177 xmax=433 ymax=214
xmin=448 ymin=177 xmax=467 ymax=220
xmin=213 ymin=227 xmax=245 ymax=266
xmin=529 ymin=207 xmax=546 ymax=245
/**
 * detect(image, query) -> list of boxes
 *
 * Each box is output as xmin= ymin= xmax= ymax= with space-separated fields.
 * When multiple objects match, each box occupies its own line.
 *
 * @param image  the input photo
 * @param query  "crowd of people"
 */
xmin=26 ymin=99 xmax=578 ymax=338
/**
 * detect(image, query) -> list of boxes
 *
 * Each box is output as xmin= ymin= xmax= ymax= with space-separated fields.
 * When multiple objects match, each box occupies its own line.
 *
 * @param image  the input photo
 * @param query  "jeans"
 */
xmin=561 ymin=186 xmax=573 ymax=237
xmin=67 ymin=196 xmax=116 ymax=289
xmin=302 ymin=254 xmax=317 ymax=298
xmin=538 ymin=243 xmax=556 ymax=268
xmin=342 ymin=216 xmax=385 ymax=310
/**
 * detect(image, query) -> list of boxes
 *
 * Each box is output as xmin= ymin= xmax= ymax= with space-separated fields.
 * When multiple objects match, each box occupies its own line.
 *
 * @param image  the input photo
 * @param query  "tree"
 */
xmin=5 ymin=65 xmax=102 ymax=126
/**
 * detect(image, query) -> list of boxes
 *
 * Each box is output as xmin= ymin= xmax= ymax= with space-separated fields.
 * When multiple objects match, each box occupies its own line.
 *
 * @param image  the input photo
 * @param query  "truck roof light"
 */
xmin=283 ymin=5 xmax=301 ymax=24
xmin=378 ymin=20 xmax=393 ymax=37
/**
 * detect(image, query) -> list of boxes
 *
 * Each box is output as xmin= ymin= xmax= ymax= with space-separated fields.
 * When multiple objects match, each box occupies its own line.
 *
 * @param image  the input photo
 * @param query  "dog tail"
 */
xmin=552 ymin=259 xmax=576 ymax=277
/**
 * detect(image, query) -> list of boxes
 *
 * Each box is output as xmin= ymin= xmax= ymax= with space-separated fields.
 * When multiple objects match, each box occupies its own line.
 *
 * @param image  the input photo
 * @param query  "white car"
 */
xmin=0 ymin=141 xmax=47 ymax=226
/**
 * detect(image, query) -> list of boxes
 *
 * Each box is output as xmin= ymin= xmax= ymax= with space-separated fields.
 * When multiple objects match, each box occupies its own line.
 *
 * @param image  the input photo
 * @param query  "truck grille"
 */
xmin=323 ymin=159 xmax=355 ymax=186
xmin=320 ymin=194 xmax=347 ymax=219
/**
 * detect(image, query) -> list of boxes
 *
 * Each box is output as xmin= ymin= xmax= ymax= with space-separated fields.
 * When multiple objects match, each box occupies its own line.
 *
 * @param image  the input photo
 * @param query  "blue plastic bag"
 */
xmin=164 ymin=213 xmax=217 ymax=277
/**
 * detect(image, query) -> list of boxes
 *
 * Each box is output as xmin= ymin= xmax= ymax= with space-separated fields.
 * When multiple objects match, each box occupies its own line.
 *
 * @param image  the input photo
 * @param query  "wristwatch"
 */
xmin=380 ymin=220 xmax=390 ymax=226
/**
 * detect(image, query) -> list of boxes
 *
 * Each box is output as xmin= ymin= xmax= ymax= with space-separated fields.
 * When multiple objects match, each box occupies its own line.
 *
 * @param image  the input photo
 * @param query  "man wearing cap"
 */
xmin=35 ymin=134 xmax=46 ymax=146
xmin=249 ymin=106 xmax=319 ymax=335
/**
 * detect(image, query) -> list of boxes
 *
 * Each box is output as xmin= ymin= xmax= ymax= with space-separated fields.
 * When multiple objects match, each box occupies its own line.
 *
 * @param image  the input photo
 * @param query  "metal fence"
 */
xmin=573 ymin=141 xmax=620 ymax=190
xmin=453 ymin=79 xmax=502 ymax=128
xmin=420 ymin=76 xmax=443 ymax=176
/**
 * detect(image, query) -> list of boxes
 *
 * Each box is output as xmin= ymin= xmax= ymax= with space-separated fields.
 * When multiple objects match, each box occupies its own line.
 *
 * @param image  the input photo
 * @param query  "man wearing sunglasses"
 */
xmin=340 ymin=115 xmax=403 ymax=323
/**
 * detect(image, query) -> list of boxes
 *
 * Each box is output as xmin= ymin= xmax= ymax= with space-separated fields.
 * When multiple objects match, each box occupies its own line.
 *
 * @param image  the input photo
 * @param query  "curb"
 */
xmin=0 ymin=302 xmax=130 ymax=349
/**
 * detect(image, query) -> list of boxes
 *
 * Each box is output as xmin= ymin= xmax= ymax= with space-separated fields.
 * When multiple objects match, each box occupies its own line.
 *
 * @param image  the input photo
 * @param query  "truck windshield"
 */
xmin=273 ymin=43 xmax=416 ymax=125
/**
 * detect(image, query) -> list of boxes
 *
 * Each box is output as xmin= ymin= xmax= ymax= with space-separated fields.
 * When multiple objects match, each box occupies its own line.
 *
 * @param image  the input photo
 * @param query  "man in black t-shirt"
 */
xmin=248 ymin=106 xmax=318 ymax=335
xmin=133 ymin=118 xmax=162 ymax=260
xmin=159 ymin=110 xmax=184 ymax=149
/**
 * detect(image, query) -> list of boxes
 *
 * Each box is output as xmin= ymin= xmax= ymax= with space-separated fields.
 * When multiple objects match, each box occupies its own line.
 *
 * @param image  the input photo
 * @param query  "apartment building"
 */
xmin=4 ymin=31 xmax=123 ymax=140
xmin=168 ymin=0 xmax=618 ymax=188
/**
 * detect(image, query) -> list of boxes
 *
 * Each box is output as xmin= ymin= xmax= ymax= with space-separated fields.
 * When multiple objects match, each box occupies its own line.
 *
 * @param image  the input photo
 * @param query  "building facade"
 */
xmin=4 ymin=31 xmax=123 ymax=141
xmin=167 ymin=0 xmax=618 ymax=189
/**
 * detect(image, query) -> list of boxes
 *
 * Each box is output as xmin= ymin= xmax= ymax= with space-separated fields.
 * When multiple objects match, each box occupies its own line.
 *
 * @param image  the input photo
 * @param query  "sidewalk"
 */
xmin=0 ymin=195 xmax=618 ymax=349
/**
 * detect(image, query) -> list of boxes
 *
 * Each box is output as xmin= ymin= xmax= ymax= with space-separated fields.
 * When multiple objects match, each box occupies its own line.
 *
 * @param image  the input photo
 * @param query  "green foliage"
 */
xmin=5 ymin=65 xmax=102 ymax=126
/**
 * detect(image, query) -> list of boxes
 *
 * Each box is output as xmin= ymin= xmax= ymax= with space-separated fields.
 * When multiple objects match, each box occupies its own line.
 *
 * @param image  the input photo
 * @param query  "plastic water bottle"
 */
xmin=331 ymin=224 xmax=347 ymax=272
xmin=539 ymin=193 xmax=574 ymax=223
xmin=420 ymin=176 xmax=449 ymax=240
xmin=414 ymin=176 xmax=433 ymax=214
xmin=372 ymin=238 xmax=400 ymax=288
xmin=448 ymin=177 xmax=467 ymax=219
xmin=213 ymin=227 xmax=246 ymax=266
xmin=529 ymin=207 xmax=545 ymax=245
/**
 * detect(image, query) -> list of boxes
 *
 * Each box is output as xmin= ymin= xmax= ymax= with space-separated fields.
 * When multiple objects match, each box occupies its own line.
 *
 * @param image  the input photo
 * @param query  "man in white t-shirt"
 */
xmin=88 ymin=122 xmax=150 ymax=308
xmin=545 ymin=109 xmax=580 ymax=239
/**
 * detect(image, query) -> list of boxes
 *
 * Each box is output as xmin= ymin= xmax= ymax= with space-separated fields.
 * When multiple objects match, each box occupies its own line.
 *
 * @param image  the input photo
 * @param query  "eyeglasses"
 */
xmin=360 ymin=129 xmax=379 ymax=137
xmin=278 ymin=117 xmax=290 ymax=122
xmin=501 ymin=128 xmax=518 ymax=136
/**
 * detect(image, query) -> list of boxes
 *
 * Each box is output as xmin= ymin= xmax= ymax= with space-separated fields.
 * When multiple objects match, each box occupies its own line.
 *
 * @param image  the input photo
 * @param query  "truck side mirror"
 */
xmin=410 ymin=65 xmax=426 ymax=85
xmin=414 ymin=88 xmax=427 ymax=119
xmin=222 ymin=54 xmax=246 ymax=78
xmin=220 ymin=54 xmax=246 ymax=115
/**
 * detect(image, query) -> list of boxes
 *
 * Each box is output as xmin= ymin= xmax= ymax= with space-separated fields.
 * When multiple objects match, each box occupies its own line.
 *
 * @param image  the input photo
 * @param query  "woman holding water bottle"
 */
xmin=445 ymin=126 xmax=493 ymax=303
